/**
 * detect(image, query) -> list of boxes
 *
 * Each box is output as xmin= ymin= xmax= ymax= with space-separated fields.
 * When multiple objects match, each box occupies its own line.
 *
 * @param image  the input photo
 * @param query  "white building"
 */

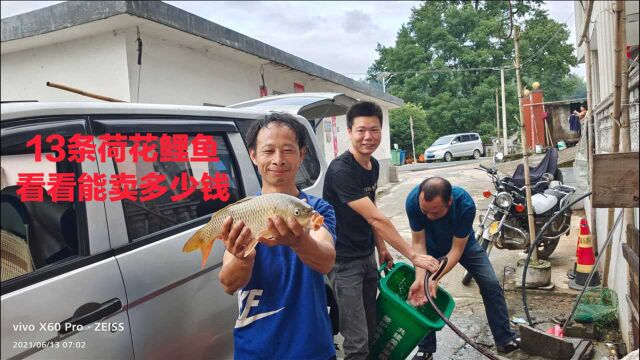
xmin=574 ymin=0 xmax=639 ymax=350
xmin=0 ymin=1 xmax=403 ymax=184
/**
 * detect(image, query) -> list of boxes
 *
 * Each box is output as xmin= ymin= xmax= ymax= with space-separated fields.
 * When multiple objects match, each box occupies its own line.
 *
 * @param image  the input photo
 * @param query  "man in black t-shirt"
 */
xmin=324 ymin=102 xmax=440 ymax=360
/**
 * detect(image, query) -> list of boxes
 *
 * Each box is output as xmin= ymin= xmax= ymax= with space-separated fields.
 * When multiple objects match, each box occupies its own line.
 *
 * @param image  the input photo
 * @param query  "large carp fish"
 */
xmin=182 ymin=193 xmax=324 ymax=268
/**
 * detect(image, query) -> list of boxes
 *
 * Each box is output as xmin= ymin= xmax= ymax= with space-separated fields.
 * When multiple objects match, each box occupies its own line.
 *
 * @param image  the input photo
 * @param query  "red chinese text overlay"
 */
xmin=17 ymin=134 xmax=231 ymax=203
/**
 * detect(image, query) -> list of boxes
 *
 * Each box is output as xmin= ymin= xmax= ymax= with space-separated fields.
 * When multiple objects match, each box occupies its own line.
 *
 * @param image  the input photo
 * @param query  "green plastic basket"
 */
xmin=370 ymin=262 xmax=456 ymax=360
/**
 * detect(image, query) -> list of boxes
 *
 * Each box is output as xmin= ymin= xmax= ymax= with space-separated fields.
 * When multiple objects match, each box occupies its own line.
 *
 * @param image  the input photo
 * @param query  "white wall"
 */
xmin=577 ymin=0 xmax=639 ymax=106
xmin=123 ymin=28 xmax=265 ymax=105
xmin=1 ymin=31 xmax=130 ymax=102
xmin=586 ymin=201 xmax=639 ymax=350
xmin=122 ymin=27 xmax=394 ymax=165
xmin=591 ymin=1 xmax=616 ymax=105
xmin=1 ymin=24 xmax=396 ymax=182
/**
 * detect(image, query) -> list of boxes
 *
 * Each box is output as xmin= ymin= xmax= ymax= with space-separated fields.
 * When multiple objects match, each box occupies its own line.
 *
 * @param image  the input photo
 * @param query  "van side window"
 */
xmin=461 ymin=135 xmax=471 ymax=142
xmin=471 ymin=134 xmax=480 ymax=141
xmin=1 ymin=128 xmax=86 ymax=282
xmin=235 ymin=119 xmax=320 ymax=189
xmin=112 ymin=134 xmax=241 ymax=242
xmin=453 ymin=136 xmax=461 ymax=142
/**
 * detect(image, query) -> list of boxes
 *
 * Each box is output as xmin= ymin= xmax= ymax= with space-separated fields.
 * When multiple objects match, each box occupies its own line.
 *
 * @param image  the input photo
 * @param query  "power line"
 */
xmin=340 ymin=66 xmax=505 ymax=77
xmin=518 ymin=10 xmax=574 ymax=67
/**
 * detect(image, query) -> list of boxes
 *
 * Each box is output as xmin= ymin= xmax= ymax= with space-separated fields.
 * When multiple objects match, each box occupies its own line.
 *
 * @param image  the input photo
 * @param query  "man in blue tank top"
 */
xmin=218 ymin=113 xmax=337 ymax=360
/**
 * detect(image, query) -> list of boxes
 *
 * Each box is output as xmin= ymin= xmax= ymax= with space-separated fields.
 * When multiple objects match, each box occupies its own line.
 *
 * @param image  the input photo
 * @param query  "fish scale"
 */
xmin=182 ymin=193 xmax=324 ymax=269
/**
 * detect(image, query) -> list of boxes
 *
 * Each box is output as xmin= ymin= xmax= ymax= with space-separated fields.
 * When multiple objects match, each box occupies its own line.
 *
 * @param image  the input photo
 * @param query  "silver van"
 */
xmin=1 ymin=94 xmax=350 ymax=359
xmin=423 ymin=132 xmax=484 ymax=162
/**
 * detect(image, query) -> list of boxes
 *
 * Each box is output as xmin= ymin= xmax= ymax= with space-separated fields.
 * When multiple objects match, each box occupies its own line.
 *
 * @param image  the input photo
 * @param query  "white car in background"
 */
xmin=424 ymin=132 xmax=484 ymax=162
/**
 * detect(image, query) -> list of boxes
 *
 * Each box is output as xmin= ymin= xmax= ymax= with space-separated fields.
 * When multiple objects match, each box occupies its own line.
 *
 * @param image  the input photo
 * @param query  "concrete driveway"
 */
xmin=337 ymin=160 xmax=588 ymax=359
xmin=397 ymin=158 xmax=486 ymax=173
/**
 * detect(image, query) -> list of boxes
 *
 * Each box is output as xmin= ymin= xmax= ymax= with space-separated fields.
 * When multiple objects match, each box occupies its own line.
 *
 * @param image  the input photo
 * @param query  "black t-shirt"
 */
xmin=323 ymin=150 xmax=379 ymax=259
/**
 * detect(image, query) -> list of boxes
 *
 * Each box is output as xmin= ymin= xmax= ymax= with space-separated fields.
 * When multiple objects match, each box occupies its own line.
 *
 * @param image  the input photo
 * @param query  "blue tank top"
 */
xmin=233 ymin=191 xmax=337 ymax=360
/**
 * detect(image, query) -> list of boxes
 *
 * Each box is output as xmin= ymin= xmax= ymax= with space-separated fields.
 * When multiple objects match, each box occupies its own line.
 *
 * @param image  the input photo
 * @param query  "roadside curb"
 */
xmin=376 ymin=182 xmax=400 ymax=197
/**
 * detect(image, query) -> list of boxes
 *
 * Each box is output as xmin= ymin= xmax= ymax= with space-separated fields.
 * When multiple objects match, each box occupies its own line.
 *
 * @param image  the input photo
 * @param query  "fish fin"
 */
xmin=310 ymin=213 xmax=324 ymax=231
xmin=183 ymin=229 xmax=205 ymax=253
xmin=200 ymin=238 xmax=216 ymax=269
xmin=243 ymin=229 xmax=274 ymax=257
xmin=244 ymin=238 xmax=260 ymax=258
xmin=256 ymin=229 xmax=275 ymax=240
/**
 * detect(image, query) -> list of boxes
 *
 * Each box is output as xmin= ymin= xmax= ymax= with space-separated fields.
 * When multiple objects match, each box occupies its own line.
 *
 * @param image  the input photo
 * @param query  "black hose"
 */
xmin=520 ymin=191 xmax=592 ymax=326
xmin=424 ymin=257 xmax=500 ymax=360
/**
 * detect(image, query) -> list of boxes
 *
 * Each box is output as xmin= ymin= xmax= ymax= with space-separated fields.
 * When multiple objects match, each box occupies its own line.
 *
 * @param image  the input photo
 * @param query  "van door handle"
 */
xmin=59 ymin=298 xmax=122 ymax=335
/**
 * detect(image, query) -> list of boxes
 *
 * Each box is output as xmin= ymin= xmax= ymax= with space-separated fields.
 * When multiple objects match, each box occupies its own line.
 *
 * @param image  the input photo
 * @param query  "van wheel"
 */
xmin=444 ymin=152 xmax=453 ymax=162
xmin=473 ymin=149 xmax=481 ymax=159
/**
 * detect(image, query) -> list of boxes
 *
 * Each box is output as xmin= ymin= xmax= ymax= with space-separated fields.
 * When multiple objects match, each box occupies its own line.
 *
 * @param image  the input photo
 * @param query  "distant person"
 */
xmin=573 ymin=105 xmax=587 ymax=120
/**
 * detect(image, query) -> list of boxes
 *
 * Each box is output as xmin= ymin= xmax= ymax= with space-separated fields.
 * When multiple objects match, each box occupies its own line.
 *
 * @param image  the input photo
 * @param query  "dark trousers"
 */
xmin=328 ymin=253 xmax=378 ymax=360
xmin=418 ymin=241 xmax=516 ymax=353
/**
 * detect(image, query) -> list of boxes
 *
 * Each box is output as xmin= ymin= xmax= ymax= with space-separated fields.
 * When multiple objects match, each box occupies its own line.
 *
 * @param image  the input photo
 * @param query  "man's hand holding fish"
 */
xmin=262 ymin=215 xmax=310 ymax=248
xmin=220 ymin=217 xmax=257 ymax=261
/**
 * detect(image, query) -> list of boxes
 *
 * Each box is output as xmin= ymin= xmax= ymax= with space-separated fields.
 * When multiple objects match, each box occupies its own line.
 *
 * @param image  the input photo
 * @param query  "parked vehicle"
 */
xmin=461 ymin=150 xmax=576 ymax=285
xmin=0 ymin=95 xmax=347 ymax=359
xmin=424 ymin=132 xmax=483 ymax=162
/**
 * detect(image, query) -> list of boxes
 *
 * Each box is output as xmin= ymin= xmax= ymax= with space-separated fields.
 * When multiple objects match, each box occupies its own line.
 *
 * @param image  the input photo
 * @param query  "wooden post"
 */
xmin=496 ymin=88 xmax=501 ymax=139
xmin=501 ymin=67 xmax=508 ymax=155
xmin=514 ymin=27 xmax=538 ymax=262
xmin=618 ymin=0 xmax=634 ymax=235
xmin=603 ymin=0 xmax=625 ymax=287
xmin=582 ymin=0 xmax=598 ymax=253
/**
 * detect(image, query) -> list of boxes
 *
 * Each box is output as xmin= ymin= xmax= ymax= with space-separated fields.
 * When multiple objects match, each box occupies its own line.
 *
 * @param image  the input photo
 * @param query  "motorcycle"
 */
xmin=461 ymin=149 xmax=576 ymax=285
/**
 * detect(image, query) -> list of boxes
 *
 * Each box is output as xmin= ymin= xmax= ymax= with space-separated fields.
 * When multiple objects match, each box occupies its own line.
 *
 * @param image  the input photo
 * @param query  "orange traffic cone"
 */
xmin=569 ymin=218 xmax=600 ymax=289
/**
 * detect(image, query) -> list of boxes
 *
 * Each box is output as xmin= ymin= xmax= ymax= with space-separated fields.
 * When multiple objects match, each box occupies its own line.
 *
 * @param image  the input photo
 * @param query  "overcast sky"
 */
xmin=1 ymin=1 xmax=584 ymax=78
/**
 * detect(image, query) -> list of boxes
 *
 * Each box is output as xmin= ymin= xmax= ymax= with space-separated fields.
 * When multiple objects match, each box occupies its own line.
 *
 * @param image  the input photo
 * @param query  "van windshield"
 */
xmin=431 ymin=135 xmax=455 ymax=146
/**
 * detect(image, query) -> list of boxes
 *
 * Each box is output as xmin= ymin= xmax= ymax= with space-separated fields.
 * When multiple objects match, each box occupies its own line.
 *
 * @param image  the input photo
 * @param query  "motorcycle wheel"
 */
xmin=462 ymin=239 xmax=492 ymax=285
xmin=536 ymin=238 xmax=559 ymax=260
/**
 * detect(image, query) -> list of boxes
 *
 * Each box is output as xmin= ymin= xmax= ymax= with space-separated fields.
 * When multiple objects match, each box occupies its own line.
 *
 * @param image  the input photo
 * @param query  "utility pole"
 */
xmin=409 ymin=116 xmax=416 ymax=163
xmin=501 ymin=67 xmax=508 ymax=155
xmin=496 ymin=88 xmax=501 ymax=139
xmin=514 ymin=27 xmax=538 ymax=263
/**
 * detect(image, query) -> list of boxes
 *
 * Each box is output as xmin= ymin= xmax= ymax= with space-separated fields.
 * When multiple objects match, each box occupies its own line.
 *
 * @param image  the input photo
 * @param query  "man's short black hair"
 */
xmin=346 ymin=101 xmax=383 ymax=129
xmin=419 ymin=177 xmax=452 ymax=204
xmin=246 ymin=112 xmax=307 ymax=151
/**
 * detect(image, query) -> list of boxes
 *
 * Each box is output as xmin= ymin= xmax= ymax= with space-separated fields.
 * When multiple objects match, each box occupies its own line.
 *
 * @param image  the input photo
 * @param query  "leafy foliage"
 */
xmin=389 ymin=103 xmax=434 ymax=155
xmin=369 ymin=1 xmax=583 ymax=150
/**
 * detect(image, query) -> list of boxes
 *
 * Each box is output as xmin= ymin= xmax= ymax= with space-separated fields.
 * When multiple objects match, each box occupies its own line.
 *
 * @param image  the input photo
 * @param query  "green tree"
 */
xmin=559 ymin=74 xmax=587 ymax=100
xmin=518 ymin=9 xmax=578 ymax=101
xmin=369 ymin=1 xmax=578 ymax=144
xmin=389 ymin=103 xmax=435 ymax=155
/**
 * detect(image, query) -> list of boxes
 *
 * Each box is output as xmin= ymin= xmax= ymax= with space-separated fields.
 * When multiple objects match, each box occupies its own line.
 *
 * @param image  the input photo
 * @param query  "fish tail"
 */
xmin=183 ymin=228 xmax=220 ymax=269
xmin=182 ymin=228 xmax=205 ymax=253
xmin=200 ymin=238 xmax=215 ymax=269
